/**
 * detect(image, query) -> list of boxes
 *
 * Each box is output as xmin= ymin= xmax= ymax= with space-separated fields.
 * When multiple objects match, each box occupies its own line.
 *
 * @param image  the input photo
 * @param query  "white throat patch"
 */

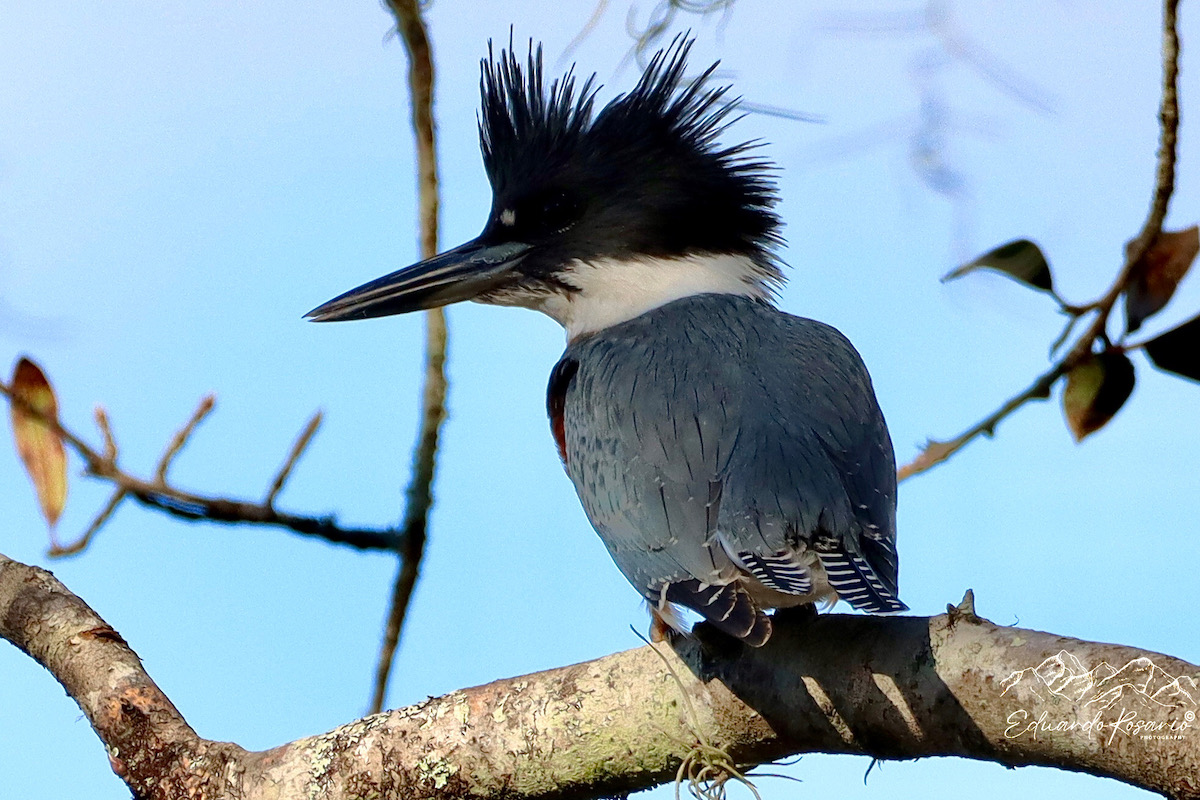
xmin=525 ymin=253 xmax=771 ymax=340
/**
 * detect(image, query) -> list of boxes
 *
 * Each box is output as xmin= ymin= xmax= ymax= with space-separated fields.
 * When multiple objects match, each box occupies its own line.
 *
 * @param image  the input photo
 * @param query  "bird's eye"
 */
xmin=539 ymin=190 xmax=582 ymax=234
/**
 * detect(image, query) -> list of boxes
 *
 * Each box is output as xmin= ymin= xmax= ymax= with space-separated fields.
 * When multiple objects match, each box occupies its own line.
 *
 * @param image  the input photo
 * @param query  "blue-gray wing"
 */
xmin=556 ymin=294 xmax=904 ymax=634
xmin=719 ymin=304 xmax=904 ymax=612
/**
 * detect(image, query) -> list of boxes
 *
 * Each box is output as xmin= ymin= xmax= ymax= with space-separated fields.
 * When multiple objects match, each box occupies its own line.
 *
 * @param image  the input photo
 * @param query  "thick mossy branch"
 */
xmin=2 ymin=552 xmax=1196 ymax=800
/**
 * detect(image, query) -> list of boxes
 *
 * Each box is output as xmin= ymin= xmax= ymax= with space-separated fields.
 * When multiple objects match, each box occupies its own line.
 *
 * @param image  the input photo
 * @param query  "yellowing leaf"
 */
xmin=1061 ymin=351 xmax=1135 ymax=442
xmin=9 ymin=357 xmax=68 ymax=528
xmin=1125 ymin=225 xmax=1200 ymax=332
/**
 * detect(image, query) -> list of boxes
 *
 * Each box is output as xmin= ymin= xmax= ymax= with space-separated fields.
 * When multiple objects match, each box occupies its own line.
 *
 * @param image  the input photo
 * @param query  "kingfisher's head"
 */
xmin=308 ymin=36 xmax=784 ymax=340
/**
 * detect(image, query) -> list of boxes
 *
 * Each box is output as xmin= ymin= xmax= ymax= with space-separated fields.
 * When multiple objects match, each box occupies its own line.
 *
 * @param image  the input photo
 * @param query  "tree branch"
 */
xmin=368 ymin=0 xmax=449 ymax=715
xmin=5 ymin=550 xmax=1196 ymax=800
xmin=0 ymin=552 xmax=241 ymax=795
xmin=0 ymin=379 xmax=403 ymax=553
xmin=898 ymin=0 xmax=1182 ymax=481
xmin=155 ymin=394 xmax=215 ymax=483
xmin=264 ymin=410 xmax=323 ymax=508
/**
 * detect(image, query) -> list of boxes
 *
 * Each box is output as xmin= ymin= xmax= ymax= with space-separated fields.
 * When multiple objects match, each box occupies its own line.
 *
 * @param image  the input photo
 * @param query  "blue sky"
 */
xmin=1 ymin=2 xmax=1197 ymax=798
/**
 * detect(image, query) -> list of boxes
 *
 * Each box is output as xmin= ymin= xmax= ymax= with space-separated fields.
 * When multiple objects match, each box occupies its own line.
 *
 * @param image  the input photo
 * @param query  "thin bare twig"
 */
xmin=0 ymin=380 xmax=402 ymax=553
xmin=52 ymin=488 xmax=127 ymax=557
xmin=371 ymin=0 xmax=449 ymax=715
xmin=625 ymin=0 xmax=736 ymax=70
xmin=155 ymin=394 xmax=215 ymax=483
xmin=897 ymin=366 xmax=1059 ymax=482
xmin=265 ymin=411 xmax=323 ymax=508
xmin=1048 ymin=310 xmax=1085 ymax=356
xmin=94 ymin=406 xmax=117 ymax=462
xmin=560 ymin=0 xmax=611 ymax=65
xmin=899 ymin=0 xmax=1181 ymax=481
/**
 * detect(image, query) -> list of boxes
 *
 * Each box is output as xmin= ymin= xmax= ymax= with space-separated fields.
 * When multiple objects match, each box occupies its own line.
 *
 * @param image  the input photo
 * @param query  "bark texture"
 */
xmin=2 ymin=552 xmax=1197 ymax=799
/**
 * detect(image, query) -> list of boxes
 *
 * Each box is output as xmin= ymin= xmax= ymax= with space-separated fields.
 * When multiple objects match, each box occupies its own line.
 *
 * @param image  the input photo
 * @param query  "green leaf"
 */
xmin=942 ymin=239 xmax=1054 ymax=293
xmin=1061 ymin=351 xmax=1135 ymax=442
xmin=9 ymin=357 xmax=68 ymax=528
xmin=1125 ymin=226 xmax=1199 ymax=333
xmin=1144 ymin=312 xmax=1200 ymax=382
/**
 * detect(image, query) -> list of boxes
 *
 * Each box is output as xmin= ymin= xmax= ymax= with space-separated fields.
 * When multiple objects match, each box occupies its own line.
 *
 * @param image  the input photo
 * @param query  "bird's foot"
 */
xmin=771 ymin=602 xmax=819 ymax=627
xmin=649 ymin=608 xmax=683 ymax=645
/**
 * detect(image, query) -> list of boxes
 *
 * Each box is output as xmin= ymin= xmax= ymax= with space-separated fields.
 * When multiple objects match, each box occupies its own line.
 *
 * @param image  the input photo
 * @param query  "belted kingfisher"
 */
xmin=308 ymin=37 xmax=906 ymax=645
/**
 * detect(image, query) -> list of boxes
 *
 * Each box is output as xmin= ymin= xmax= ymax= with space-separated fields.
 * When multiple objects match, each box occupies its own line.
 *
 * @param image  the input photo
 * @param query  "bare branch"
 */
xmin=371 ymin=0 xmax=449 ymax=714
xmin=370 ymin=309 xmax=449 ymax=714
xmin=51 ymin=488 xmax=128 ymax=557
xmin=264 ymin=410 xmax=323 ymax=508
xmin=560 ymin=0 xmax=611 ymax=64
xmin=1132 ymin=0 xmax=1181 ymax=259
xmin=155 ymin=394 xmax=215 ymax=483
xmin=626 ymin=0 xmax=736 ymax=69
xmin=0 ymin=551 xmax=228 ymax=795
xmin=94 ymin=405 xmax=117 ymax=462
xmin=4 ymin=551 xmax=1196 ymax=800
xmin=898 ymin=365 xmax=1060 ymax=481
xmin=900 ymin=0 xmax=1182 ymax=482
xmin=0 ymin=380 xmax=403 ymax=553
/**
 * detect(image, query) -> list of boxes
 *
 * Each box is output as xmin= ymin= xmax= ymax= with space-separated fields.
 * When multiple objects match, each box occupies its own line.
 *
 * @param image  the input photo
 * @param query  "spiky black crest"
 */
xmin=479 ymin=37 xmax=783 ymax=277
xmin=480 ymin=41 xmax=598 ymax=190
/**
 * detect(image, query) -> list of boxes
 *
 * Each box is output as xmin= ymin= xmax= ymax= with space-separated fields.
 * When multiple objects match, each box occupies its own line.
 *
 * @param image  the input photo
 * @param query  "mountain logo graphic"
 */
xmin=1001 ymin=651 xmax=1199 ymax=712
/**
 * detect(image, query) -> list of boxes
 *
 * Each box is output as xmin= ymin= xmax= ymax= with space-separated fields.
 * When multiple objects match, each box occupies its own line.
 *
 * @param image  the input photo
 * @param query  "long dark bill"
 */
xmin=305 ymin=238 xmax=532 ymax=322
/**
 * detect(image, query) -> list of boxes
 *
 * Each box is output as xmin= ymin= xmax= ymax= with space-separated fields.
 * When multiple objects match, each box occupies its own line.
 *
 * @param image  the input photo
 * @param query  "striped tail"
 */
xmin=816 ymin=550 xmax=908 ymax=613
xmin=737 ymin=551 xmax=814 ymax=595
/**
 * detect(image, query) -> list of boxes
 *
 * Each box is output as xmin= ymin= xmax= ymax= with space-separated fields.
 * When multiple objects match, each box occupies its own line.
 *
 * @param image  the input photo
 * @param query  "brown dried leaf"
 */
xmin=1125 ymin=225 xmax=1199 ymax=332
xmin=1061 ymin=351 xmax=1136 ymax=442
xmin=9 ymin=357 xmax=68 ymax=528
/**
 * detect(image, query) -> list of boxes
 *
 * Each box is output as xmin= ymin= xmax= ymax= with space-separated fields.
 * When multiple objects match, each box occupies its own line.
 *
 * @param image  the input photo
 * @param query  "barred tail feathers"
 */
xmin=816 ymin=549 xmax=907 ymax=613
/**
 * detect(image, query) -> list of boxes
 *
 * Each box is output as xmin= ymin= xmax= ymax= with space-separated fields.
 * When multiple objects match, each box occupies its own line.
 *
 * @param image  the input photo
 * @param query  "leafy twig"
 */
xmin=899 ymin=0 xmax=1181 ymax=481
xmin=370 ymin=0 xmax=449 ymax=715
